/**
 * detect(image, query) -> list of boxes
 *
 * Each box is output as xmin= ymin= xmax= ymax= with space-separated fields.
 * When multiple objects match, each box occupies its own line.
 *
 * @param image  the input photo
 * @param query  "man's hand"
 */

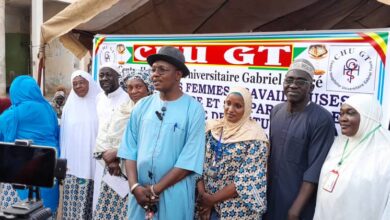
xmin=107 ymin=160 xmax=121 ymax=176
xmin=102 ymin=149 xmax=118 ymax=164
xmin=133 ymin=186 xmax=159 ymax=207
xmin=287 ymin=208 xmax=300 ymax=220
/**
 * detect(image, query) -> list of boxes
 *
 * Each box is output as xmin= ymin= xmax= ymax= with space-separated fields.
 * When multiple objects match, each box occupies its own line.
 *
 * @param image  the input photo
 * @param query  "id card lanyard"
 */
xmin=213 ymin=128 xmax=224 ymax=166
xmin=323 ymin=124 xmax=381 ymax=193
xmin=338 ymin=124 xmax=381 ymax=167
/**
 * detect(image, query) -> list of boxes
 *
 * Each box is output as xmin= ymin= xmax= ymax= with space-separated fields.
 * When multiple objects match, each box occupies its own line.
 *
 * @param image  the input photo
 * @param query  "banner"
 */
xmin=92 ymin=30 xmax=390 ymax=132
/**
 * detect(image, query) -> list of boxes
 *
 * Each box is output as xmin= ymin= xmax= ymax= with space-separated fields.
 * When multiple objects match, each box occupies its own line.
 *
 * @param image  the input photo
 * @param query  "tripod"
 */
xmin=0 ymin=185 xmax=52 ymax=220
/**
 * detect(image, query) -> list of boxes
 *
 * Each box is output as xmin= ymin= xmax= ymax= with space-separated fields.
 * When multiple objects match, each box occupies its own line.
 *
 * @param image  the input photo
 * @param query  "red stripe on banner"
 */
xmin=133 ymin=44 xmax=294 ymax=67
xmin=358 ymin=33 xmax=386 ymax=65
xmin=94 ymin=37 xmax=106 ymax=55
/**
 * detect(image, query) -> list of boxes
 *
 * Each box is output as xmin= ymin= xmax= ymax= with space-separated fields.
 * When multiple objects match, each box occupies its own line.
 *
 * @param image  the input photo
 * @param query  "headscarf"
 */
xmin=50 ymin=90 xmax=66 ymax=119
xmin=344 ymin=94 xmax=384 ymax=141
xmin=119 ymin=68 xmax=154 ymax=94
xmin=0 ymin=75 xmax=59 ymax=146
xmin=60 ymin=70 xmax=101 ymax=179
xmin=0 ymin=75 xmax=60 ymax=211
xmin=206 ymin=86 xmax=268 ymax=144
xmin=314 ymin=94 xmax=390 ymax=220
xmin=52 ymin=90 xmax=66 ymax=102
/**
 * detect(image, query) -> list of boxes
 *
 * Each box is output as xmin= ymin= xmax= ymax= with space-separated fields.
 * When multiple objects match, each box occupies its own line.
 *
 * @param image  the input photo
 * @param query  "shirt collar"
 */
xmin=106 ymin=87 xmax=124 ymax=98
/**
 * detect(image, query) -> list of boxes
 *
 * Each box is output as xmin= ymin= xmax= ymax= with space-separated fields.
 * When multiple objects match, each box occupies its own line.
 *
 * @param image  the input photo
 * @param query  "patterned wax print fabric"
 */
xmin=93 ymin=87 xmax=129 ymax=212
xmin=267 ymin=102 xmax=335 ymax=220
xmin=93 ymin=175 xmax=129 ymax=220
xmin=202 ymin=131 xmax=268 ymax=219
xmin=0 ymin=75 xmax=60 ymax=213
xmin=0 ymin=184 xmax=19 ymax=209
xmin=62 ymin=174 xmax=94 ymax=220
xmin=118 ymin=93 xmax=206 ymax=220
xmin=119 ymin=68 xmax=154 ymax=94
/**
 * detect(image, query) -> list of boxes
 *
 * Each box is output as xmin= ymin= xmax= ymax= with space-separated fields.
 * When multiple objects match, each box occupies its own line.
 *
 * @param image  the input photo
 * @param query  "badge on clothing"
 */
xmin=322 ymin=170 xmax=339 ymax=193
xmin=206 ymin=165 xmax=219 ymax=179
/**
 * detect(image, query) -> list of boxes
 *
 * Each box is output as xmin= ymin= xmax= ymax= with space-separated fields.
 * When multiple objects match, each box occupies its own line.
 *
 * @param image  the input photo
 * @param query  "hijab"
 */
xmin=52 ymin=90 xmax=66 ymax=104
xmin=207 ymin=86 xmax=268 ymax=144
xmin=344 ymin=94 xmax=390 ymax=146
xmin=50 ymin=90 xmax=66 ymax=119
xmin=60 ymin=70 xmax=100 ymax=179
xmin=119 ymin=68 xmax=155 ymax=94
xmin=0 ymin=75 xmax=60 ymax=211
xmin=314 ymin=93 xmax=390 ymax=220
xmin=0 ymin=75 xmax=58 ymax=147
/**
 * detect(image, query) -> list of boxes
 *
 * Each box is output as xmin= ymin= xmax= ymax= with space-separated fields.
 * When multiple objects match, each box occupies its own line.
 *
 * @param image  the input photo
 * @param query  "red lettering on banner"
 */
xmin=133 ymin=45 xmax=292 ymax=67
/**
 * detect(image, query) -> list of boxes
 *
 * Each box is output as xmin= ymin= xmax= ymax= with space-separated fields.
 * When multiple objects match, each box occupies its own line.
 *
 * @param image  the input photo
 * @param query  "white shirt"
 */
xmin=93 ymin=87 xmax=129 ymax=210
xmin=95 ymin=87 xmax=130 ymax=155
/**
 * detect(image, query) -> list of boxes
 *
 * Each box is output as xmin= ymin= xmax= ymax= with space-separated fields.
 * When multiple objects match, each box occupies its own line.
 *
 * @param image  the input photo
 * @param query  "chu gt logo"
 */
xmin=327 ymin=46 xmax=377 ymax=94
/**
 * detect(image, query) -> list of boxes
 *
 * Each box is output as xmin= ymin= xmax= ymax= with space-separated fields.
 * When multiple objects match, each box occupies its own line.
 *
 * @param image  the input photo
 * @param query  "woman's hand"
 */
xmin=197 ymin=180 xmax=206 ymax=195
xmin=198 ymin=192 xmax=216 ymax=209
xmin=196 ymin=191 xmax=214 ymax=220
xmin=198 ymin=206 xmax=212 ymax=220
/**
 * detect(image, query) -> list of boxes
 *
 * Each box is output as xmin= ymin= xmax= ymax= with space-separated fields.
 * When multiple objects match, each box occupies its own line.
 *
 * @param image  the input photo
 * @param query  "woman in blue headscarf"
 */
xmin=0 ymin=75 xmax=60 ymax=215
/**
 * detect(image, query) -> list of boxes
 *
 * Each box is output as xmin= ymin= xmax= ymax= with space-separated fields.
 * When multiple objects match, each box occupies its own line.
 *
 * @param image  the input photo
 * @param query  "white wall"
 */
xmin=43 ymin=1 xmax=90 ymax=97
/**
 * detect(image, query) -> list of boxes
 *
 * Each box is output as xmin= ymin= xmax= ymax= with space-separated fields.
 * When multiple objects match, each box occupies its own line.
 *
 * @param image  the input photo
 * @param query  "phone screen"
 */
xmin=0 ymin=142 xmax=56 ymax=187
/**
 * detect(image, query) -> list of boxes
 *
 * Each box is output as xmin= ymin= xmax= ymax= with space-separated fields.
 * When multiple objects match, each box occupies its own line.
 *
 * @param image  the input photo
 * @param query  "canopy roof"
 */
xmin=41 ymin=0 xmax=390 ymax=58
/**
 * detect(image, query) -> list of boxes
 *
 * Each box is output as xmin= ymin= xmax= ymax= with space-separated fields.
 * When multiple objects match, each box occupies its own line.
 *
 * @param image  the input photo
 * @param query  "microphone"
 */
xmin=155 ymin=105 xmax=167 ymax=121
xmin=155 ymin=111 xmax=163 ymax=121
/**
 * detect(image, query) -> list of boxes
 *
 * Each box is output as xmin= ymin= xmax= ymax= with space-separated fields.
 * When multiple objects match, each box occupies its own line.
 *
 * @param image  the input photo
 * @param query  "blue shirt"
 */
xmin=267 ymin=102 xmax=335 ymax=220
xmin=118 ymin=93 xmax=205 ymax=220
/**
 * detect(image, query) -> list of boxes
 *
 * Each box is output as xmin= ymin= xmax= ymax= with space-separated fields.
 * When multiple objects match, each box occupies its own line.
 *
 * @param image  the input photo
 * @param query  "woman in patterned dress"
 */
xmin=60 ymin=70 xmax=100 ymax=219
xmin=196 ymin=86 xmax=269 ymax=220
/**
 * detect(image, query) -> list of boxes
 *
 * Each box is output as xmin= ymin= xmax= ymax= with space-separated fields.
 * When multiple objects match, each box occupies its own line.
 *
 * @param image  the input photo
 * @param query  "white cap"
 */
xmin=287 ymin=58 xmax=315 ymax=79
xmin=99 ymin=63 xmax=120 ymax=75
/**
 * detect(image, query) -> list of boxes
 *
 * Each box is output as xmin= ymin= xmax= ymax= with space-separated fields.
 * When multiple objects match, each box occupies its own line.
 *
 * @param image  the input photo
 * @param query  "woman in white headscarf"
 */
xmin=196 ymin=87 xmax=269 ymax=220
xmin=60 ymin=70 xmax=100 ymax=220
xmin=314 ymin=94 xmax=390 ymax=220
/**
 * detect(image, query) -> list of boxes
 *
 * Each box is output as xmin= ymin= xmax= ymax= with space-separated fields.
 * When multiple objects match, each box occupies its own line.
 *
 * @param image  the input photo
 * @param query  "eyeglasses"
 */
xmin=284 ymin=78 xmax=311 ymax=86
xmin=150 ymin=66 xmax=177 ymax=75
